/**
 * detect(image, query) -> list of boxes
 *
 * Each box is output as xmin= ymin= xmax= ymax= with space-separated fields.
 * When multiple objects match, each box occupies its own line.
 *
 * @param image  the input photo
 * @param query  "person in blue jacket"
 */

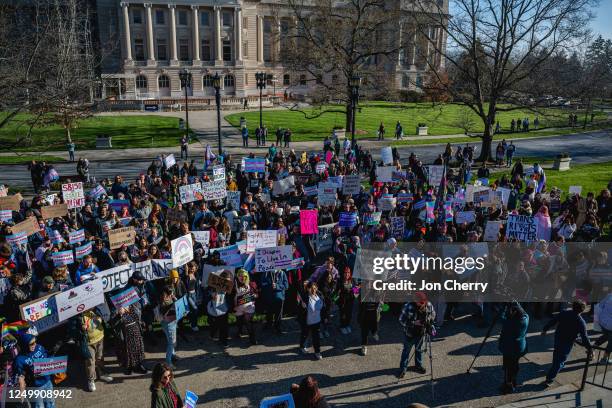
xmin=74 ymin=254 xmax=100 ymax=285
xmin=261 ymin=269 xmax=289 ymax=334
xmin=14 ymin=333 xmax=56 ymax=408
xmin=541 ymin=299 xmax=593 ymax=386
xmin=498 ymin=302 xmax=529 ymax=394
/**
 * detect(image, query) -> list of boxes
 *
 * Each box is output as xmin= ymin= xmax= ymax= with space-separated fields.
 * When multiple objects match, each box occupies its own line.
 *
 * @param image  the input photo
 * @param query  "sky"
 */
xmin=591 ymin=1 xmax=612 ymax=39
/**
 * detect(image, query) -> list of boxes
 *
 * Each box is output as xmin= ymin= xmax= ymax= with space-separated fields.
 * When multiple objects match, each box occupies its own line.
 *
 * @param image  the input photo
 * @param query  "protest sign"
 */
xmin=185 ymin=391 xmax=198 ymax=408
xmin=397 ymin=193 xmax=414 ymax=204
xmin=41 ymin=203 xmax=68 ymax=220
xmin=215 ymin=245 xmax=243 ymax=266
xmin=317 ymin=183 xmax=337 ymax=206
xmin=0 ymin=210 xmax=12 ymax=223
xmin=21 ymin=294 xmax=55 ymax=322
xmin=255 ymin=245 xmax=293 ymax=272
xmin=110 ymin=287 xmax=140 ymax=309
xmin=378 ymin=196 xmax=397 ymax=212
xmin=473 ymin=187 xmax=490 ymax=204
xmin=98 ymin=261 xmax=158 ymax=293
xmin=179 ymin=182 xmax=204 ymax=203
xmin=62 ymin=182 xmax=85 ymax=209
xmin=6 ymin=232 xmax=28 ymax=247
xmin=428 ymin=165 xmax=445 ymax=186
xmin=465 ymin=184 xmax=475 ymax=203
xmin=33 ymin=356 xmax=68 ymax=376
xmin=55 ymin=278 xmax=104 ymax=322
xmin=391 ymin=217 xmax=405 ymax=239
xmin=247 ymin=230 xmax=278 ymax=253
xmin=506 ymin=214 xmax=537 ymax=242
xmin=497 ymin=187 xmax=511 ymax=207
xmin=273 ymin=176 xmax=296 ymax=196
xmin=483 ymin=221 xmax=502 ymax=242
xmin=342 ymin=174 xmax=361 ymax=195
xmin=569 ymin=185 xmax=582 ymax=196
xmin=227 ymin=191 xmax=241 ymax=210
xmin=171 ymin=234 xmax=194 ymax=268
xmin=300 ymin=210 xmax=318 ymax=234
xmin=69 ymin=229 xmax=85 ymax=245
xmin=392 ymin=170 xmax=407 ymax=182
xmin=90 ymin=184 xmax=106 ymax=200
xmin=51 ymin=250 xmax=74 ymax=267
xmin=212 ymin=165 xmax=226 ymax=181
xmin=244 ymin=158 xmax=266 ymax=173
xmin=75 ymin=241 xmax=93 ymax=259
xmin=109 ymin=199 xmax=130 ymax=213
xmin=49 ymin=229 xmax=64 ymax=245
xmin=304 ymin=185 xmax=317 ymax=196
xmin=339 ymin=212 xmax=358 ymax=228
xmin=207 ymin=271 xmax=234 ymax=292
xmin=164 ymin=154 xmax=176 ymax=169
xmin=167 ymin=208 xmax=188 ymax=224
xmin=0 ymin=194 xmax=22 ymax=211
xmin=426 ymin=201 xmax=435 ymax=223
xmin=328 ymin=176 xmax=344 ymax=190
xmin=455 ymin=211 xmax=476 ymax=224
xmin=375 ymin=166 xmax=394 ymax=183
xmin=191 ymin=230 xmax=210 ymax=248
xmin=315 ymin=223 xmax=336 ymax=253
xmin=315 ymin=162 xmax=327 ymax=174
xmin=381 ymin=147 xmax=393 ymax=165
xmin=11 ymin=216 xmax=39 ymax=237
xmin=364 ymin=212 xmax=382 ymax=225
xmin=201 ymin=180 xmax=227 ymax=201
xmin=260 ymin=394 xmax=296 ymax=408
xmin=108 ymin=226 xmax=136 ymax=249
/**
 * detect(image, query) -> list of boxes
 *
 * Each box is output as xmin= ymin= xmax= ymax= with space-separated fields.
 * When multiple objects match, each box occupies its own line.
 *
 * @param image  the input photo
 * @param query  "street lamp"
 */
xmin=350 ymin=74 xmax=362 ymax=145
xmin=179 ymin=69 xmax=192 ymax=139
xmin=255 ymin=72 xmax=269 ymax=130
xmin=213 ymin=73 xmax=222 ymax=155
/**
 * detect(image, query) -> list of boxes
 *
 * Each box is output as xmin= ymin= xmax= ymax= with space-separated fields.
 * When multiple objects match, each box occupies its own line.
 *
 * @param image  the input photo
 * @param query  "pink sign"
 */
xmin=325 ymin=151 xmax=333 ymax=164
xmin=300 ymin=210 xmax=319 ymax=235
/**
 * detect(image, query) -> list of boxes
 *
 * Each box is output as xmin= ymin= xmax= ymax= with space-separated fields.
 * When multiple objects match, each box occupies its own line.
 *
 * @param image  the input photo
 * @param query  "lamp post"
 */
xmin=255 ymin=72 xmax=268 ymax=129
xmin=350 ymin=74 xmax=362 ymax=146
xmin=213 ymin=73 xmax=222 ymax=155
xmin=179 ymin=69 xmax=192 ymax=139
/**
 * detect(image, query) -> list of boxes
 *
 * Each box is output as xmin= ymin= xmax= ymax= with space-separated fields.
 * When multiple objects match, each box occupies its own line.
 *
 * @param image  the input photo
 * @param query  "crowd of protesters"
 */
xmin=0 ymin=131 xmax=611 ymax=407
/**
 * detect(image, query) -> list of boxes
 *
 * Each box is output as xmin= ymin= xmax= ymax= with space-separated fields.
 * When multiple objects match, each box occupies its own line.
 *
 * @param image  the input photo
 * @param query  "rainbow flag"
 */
xmin=1 ymin=320 xmax=30 ymax=339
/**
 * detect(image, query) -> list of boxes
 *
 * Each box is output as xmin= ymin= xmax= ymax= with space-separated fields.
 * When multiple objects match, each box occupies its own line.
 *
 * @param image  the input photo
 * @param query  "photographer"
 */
xmin=498 ymin=302 xmax=529 ymax=394
xmin=398 ymin=292 xmax=436 ymax=378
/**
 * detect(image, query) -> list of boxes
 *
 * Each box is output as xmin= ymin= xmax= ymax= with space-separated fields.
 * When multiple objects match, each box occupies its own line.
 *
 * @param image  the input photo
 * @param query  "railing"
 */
xmin=580 ymin=342 xmax=611 ymax=391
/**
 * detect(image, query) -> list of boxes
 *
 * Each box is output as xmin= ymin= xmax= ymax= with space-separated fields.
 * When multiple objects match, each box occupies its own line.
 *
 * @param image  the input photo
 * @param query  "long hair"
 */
xmin=293 ymin=376 xmax=322 ymax=408
xmin=151 ymin=362 xmax=173 ymax=390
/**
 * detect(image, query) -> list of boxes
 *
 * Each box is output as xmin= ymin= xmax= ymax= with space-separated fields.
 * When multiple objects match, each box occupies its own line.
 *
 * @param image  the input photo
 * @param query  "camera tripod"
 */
xmin=398 ymin=331 xmax=436 ymax=399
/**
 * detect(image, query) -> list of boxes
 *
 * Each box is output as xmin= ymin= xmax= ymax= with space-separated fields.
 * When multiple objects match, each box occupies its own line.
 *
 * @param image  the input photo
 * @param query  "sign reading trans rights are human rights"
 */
xmin=354 ymin=242 xmax=611 ymax=303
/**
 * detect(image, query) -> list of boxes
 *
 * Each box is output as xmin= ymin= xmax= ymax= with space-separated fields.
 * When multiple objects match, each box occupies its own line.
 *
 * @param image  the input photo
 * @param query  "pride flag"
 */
xmin=1 ymin=320 xmax=30 ymax=339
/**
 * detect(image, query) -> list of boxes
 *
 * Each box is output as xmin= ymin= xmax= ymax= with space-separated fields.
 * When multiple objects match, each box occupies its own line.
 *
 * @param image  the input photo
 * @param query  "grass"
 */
xmin=226 ymin=101 xmax=609 ymax=142
xmin=0 ymin=154 xmax=65 ymax=165
xmin=0 ymin=114 xmax=185 ymax=151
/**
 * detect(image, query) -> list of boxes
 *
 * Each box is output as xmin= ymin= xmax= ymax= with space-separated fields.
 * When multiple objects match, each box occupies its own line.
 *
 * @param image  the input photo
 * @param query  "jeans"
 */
xmin=31 ymin=380 xmax=55 ymax=408
xmin=300 ymin=322 xmax=321 ymax=353
xmin=161 ymin=320 xmax=178 ymax=364
xmin=503 ymin=354 xmax=521 ymax=386
xmin=209 ymin=313 xmax=229 ymax=343
xmin=186 ymin=292 xmax=198 ymax=328
xmin=400 ymin=335 xmax=424 ymax=370
xmin=181 ymin=146 xmax=188 ymax=159
xmin=546 ymin=343 xmax=572 ymax=381
xmin=69 ymin=151 xmax=74 ymax=162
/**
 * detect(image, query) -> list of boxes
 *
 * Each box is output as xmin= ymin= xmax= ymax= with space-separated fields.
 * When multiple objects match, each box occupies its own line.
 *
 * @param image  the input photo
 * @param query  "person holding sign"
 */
xmin=233 ymin=269 xmax=258 ymax=346
xmin=113 ymin=300 xmax=147 ymax=376
xmin=14 ymin=333 xmax=57 ymax=408
xmin=207 ymin=272 xmax=232 ymax=347
xmin=74 ymin=255 xmax=100 ymax=285
xmin=150 ymin=362 xmax=184 ymax=408
xmin=297 ymin=281 xmax=325 ymax=360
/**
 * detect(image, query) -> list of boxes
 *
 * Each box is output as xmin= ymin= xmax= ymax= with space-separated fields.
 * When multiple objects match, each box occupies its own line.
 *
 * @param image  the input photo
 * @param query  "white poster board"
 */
xmin=55 ymin=278 xmax=104 ymax=322
xmin=246 ymin=230 xmax=278 ymax=253
xmin=171 ymin=234 xmax=194 ymax=267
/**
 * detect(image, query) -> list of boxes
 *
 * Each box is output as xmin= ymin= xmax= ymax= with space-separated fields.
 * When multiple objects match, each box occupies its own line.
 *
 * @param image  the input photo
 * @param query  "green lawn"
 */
xmin=0 ymin=114 xmax=185 ymax=151
xmin=226 ymin=102 xmax=608 ymax=142
xmin=0 ymin=154 xmax=65 ymax=165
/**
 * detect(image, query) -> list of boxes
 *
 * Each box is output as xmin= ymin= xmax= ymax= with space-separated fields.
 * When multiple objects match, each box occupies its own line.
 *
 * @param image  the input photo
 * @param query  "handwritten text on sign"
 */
xmin=62 ymin=182 xmax=85 ymax=209
xmin=255 ymin=245 xmax=293 ymax=272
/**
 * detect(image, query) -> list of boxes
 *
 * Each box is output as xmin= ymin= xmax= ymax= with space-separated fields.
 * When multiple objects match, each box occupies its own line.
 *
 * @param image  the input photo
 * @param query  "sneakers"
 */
xmin=361 ymin=346 xmax=367 ymax=356
xmin=299 ymin=347 xmax=308 ymax=354
xmin=600 ymin=356 xmax=612 ymax=364
xmin=98 ymin=375 xmax=113 ymax=383
xmin=372 ymin=333 xmax=379 ymax=342
xmin=88 ymin=380 xmax=96 ymax=392
xmin=414 ymin=366 xmax=426 ymax=374
xmin=397 ymin=369 xmax=407 ymax=379
xmin=315 ymin=353 xmax=323 ymax=360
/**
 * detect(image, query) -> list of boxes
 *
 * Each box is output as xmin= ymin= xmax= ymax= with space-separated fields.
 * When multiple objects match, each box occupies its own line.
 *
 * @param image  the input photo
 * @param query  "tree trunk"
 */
xmin=477 ymin=122 xmax=493 ymax=162
xmin=65 ymin=126 xmax=72 ymax=144
xmin=345 ymin=102 xmax=353 ymax=134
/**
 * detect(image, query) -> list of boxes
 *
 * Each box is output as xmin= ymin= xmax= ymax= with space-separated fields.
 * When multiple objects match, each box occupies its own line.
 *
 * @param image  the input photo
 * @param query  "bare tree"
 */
xmin=285 ymin=0 xmax=400 ymax=133
xmin=405 ymin=0 xmax=598 ymax=161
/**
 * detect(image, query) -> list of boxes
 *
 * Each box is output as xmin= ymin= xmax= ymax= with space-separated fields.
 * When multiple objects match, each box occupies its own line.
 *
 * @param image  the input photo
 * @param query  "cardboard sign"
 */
xmin=11 ymin=216 xmax=39 ymax=237
xmin=212 ymin=165 xmax=226 ymax=181
xmin=315 ymin=223 xmax=336 ymax=253
xmin=300 ymin=210 xmax=318 ymax=234
xmin=33 ymin=356 xmax=68 ymax=376
xmin=68 ymin=229 xmax=85 ymax=245
xmin=247 ymin=230 xmax=278 ymax=253
xmin=375 ymin=166 xmax=394 ymax=183
xmin=207 ymin=271 xmax=234 ymax=292
xmin=506 ymin=214 xmax=537 ymax=242
xmin=171 ymin=234 xmax=194 ymax=268
xmin=342 ymin=174 xmax=361 ymax=195
xmin=21 ymin=294 xmax=55 ymax=322
xmin=483 ymin=221 xmax=502 ymax=242
xmin=41 ymin=203 xmax=69 ymax=219
xmin=227 ymin=191 xmax=241 ymax=210
xmin=55 ymin=278 xmax=105 ymax=322
xmin=381 ymin=147 xmax=393 ymax=165
xmin=110 ymin=287 xmax=140 ymax=309
xmin=244 ymin=158 xmax=266 ymax=173
xmin=455 ymin=211 xmax=476 ymax=224
xmin=339 ymin=212 xmax=358 ymax=228
xmin=108 ymin=226 xmax=136 ymax=249
xmin=164 ymin=154 xmax=176 ymax=169
xmin=255 ymin=245 xmax=293 ymax=272
xmin=428 ymin=165 xmax=445 ymax=186
xmin=179 ymin=182 xmax=204 ymax=203
xmin=0 ymin=194 xmax=22 ymax=211
xmin=273 ymin=176 xmax=296 ymax=196
xmin=202 ymin=180 xmax=227 ymax=201
xmin=61 ymin=182 xmax=85 ymax=209
xmin=51 ymin=250 xmax=74 ymax=267
xmin=191 ymin=230 xmax=210 ymax=247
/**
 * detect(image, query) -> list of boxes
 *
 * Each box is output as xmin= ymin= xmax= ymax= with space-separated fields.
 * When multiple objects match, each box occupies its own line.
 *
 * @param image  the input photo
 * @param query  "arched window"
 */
xmin=136 ymin=75 xmax=148 ymax=89
xmin=224 ymin=74 xmax=235 ymax=87
xmin=158 ymin=75 xmax=170 ymax=88
xmin=202 ymin=75 xmax=214 ymax=88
